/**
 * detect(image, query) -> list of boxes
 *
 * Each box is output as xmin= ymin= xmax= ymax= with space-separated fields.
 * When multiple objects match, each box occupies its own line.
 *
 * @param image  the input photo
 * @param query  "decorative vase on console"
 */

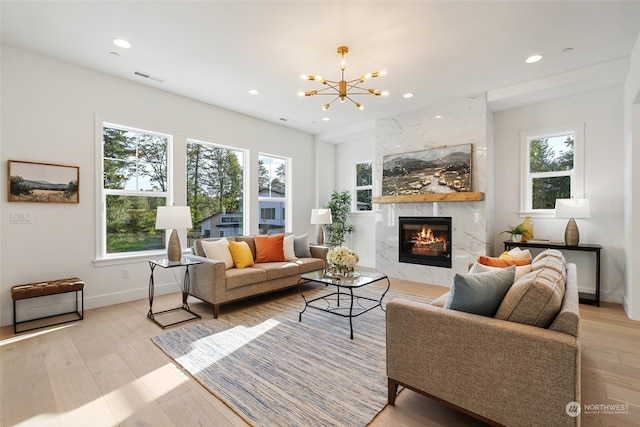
xmin=521 ymin=216 xmax=534 ymax=242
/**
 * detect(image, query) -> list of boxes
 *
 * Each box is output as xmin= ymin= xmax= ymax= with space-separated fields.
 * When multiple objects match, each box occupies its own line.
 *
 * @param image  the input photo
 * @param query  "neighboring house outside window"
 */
xmin=101 ymin=123 xmax=169 ymax=257
xmin=355 ymin=161 xmax=372 ymax=211
xmin=520 ymin=124 xmax=584 ymax=216
xmin=187 ymin=140 xmax=245 ymax=239
xmin=258 ymin=154 xmax=289 ymax=234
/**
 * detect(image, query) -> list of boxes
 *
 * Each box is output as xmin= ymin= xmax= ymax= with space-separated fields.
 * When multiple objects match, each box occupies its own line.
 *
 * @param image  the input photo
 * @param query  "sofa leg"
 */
xmin=213 ymin=304 xmax=219 ymax=319
xmin=388 ymin=378 xmax=398 ymax=405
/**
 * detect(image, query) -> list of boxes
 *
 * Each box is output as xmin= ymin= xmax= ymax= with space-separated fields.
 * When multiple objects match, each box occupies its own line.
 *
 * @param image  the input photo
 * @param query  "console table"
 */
xmin=503 ymin=241 xmax=601 ymax=306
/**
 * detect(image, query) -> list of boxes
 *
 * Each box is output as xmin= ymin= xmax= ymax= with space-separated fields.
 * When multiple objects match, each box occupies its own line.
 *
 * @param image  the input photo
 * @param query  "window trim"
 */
xmin=519 ymin=123 xmax=585 ymax=218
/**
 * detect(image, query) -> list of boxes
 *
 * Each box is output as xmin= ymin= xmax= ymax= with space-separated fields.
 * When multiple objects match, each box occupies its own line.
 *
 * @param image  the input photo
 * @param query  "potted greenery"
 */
xmin=501 ymin=224 xmax=527 ymax=242
xmin=325 ymin=190 xmax=355 ymax=247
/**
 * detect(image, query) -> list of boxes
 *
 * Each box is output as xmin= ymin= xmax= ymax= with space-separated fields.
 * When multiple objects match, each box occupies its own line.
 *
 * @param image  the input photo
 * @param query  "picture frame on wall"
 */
xmin=382 ymin=144 xmax=472 ymax=196
xmin=8 ymin=160 xmax=79 ymax=203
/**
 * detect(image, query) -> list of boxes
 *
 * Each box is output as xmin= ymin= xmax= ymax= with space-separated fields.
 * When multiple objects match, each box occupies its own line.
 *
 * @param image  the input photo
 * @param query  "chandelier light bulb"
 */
xmin=356 ymin=103 xmax=364 ymax=110
xmin=322 ymin=103 xmax=330 ymax=111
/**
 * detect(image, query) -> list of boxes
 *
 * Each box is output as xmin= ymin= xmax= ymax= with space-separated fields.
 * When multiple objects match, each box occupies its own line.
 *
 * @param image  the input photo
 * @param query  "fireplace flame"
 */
xmin=413 ymin=226 xmax=447 ymax=252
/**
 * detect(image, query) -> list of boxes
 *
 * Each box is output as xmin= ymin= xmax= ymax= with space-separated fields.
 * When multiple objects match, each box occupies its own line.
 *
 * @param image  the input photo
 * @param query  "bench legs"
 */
xmin=13 ymin=289 xmax=84 ymax=334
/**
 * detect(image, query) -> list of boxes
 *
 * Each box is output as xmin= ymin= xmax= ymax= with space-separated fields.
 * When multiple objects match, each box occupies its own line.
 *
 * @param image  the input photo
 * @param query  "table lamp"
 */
xmin=156 ymin=206 xmax=193 ymax=261
xmin=310 ymin=208 xmax=332 ymax=245
xmin=554 ymin=198 xmax=590 ymax=246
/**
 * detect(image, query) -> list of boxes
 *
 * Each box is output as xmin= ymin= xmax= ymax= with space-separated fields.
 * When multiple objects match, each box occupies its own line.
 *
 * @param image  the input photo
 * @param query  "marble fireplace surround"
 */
xmin=373 ymin=95 xmax=492 ymax=287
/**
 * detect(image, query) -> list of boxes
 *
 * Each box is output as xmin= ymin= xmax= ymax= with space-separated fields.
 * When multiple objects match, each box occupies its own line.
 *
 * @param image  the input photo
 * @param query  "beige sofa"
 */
xmin=386 ymin=249 xmax=581 ymax=427
xmin=188 ymin=235 xmax=328 ymax=318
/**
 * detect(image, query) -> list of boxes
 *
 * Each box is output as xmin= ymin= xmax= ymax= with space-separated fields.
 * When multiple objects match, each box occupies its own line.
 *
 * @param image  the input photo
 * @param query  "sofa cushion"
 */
xmin=477 ymin=256 xmax=531 ymax=268
xmin=495 ymin=263 xmax=566 ymax=328
xmin=225 ymin=267 xmax=267 ymax=290
xmin=235 ymin=236 xmax=257 ymax=260
xmin=256 ymin=261 xmax=300 ymax=280
xmin=469 ymin=261 xmax=532 ymax=282
xmin=254 ymin=234 xmax=286 ymax=262
xmin=283 ymin=234 xmax=297 ymax=261
xmin=228 ymin=240 xmax=255 ymax=268
xmin=444 ymin=266 xmax=516 ymax=317
xmin=531 ymin=249 xmax=566 ymax=277
xmin=294 ymin=234 xmax=312 ymax=258
xmin=201 ymin=238 xmax=234 ymax=269
xmin=292 ymin=257 xmax=326 ymax=274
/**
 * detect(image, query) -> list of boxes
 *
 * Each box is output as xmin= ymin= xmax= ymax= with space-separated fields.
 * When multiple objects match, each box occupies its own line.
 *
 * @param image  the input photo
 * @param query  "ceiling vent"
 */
xmin=133 ymin=71 xmax=165 ymax=83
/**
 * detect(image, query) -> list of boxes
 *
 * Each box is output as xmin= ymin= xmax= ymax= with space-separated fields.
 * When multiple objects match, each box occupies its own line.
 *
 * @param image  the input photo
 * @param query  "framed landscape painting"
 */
xmin=382 ymin=144 xmax=472 ymax=196
xmin=8 ymin=160 xmax=79 ymax=203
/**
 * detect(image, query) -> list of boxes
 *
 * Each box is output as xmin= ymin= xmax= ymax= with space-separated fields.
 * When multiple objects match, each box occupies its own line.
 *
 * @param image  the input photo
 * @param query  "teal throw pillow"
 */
xmin=445 ymin=266 xmax=516 ymax=317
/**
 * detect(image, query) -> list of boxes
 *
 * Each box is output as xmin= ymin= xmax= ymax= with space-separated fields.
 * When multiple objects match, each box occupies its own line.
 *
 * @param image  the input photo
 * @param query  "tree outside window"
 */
xmin=521 ymin=124 xmax=584 ymax=214
xmin=258 ymin=155 xmax=288 ymax=234
xmin=355 ymin=161 xmax=372 ymax=211
xmin=187 ymin=141 xmax=244 ymax=238
xmin=102 ymin=124 xmax=168 ymax=254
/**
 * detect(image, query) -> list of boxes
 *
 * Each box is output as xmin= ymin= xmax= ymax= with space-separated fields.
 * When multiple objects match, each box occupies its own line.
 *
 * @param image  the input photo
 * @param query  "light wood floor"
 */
xmin=1 ymin=279 xmax=639 ymax=427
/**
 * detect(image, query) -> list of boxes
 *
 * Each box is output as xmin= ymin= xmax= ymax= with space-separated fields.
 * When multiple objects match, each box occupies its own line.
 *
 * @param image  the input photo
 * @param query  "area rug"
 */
xmin=152 ymin=283 xmax=432 ymax=427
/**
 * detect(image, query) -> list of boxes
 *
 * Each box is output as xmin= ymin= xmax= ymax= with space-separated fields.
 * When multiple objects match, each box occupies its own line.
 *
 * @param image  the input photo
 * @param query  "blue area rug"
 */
xmin=152 ymin=284 xmax=431 ymax=427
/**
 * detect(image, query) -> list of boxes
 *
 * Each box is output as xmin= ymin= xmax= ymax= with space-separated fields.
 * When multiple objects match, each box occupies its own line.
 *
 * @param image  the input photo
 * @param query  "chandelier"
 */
xmin=299 ymin=46 xmax=387 ymax=111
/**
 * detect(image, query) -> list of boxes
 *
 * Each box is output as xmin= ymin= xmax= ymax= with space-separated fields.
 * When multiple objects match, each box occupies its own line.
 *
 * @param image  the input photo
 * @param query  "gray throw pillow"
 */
xmin=294 ymin=234 xmax=312 ymax=258
xmin=445 ymin=266 xmax=516 ymax=317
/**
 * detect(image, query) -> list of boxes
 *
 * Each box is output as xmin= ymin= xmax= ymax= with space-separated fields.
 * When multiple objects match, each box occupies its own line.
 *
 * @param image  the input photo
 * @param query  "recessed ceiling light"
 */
xmin=525 ymin=54 xmax=544 ymax=64
xmin=402 ymin=93 xmax=414 ymax=99
xmin=248 ymin=89 xmax=260 ymax=95
xmin=322 ymin=117 xmax=330 ymax=121
xmin=434 ymin=115 xmax=443 ymax=119
xmin=113 ymin=38 xmax=131 ymax=49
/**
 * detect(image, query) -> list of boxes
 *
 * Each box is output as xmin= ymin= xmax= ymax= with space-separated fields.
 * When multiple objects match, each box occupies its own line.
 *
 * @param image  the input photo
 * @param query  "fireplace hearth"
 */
xmin=399 ymin=216 xmax=452 ymax=268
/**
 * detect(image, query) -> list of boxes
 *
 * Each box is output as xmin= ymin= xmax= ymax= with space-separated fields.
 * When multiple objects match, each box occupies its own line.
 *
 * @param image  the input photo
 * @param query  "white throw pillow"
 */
xmin=283 ymin=234 xmax=297 ymax=261
xmin=506 ymin=247 xmax=533 ymax=260
xmin=201 ymin=238 xmax=234 ymax=269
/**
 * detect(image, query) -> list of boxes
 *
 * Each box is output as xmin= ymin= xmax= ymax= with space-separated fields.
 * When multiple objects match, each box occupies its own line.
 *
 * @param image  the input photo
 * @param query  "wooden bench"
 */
xmin=11 ymin=278 xmax=84 ymax=334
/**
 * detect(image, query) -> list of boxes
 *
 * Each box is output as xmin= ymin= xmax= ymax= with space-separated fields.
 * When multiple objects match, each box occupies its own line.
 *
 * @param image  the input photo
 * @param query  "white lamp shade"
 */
xmin=310 ymin=208 xmax=332 ymax=225
xmin=554 ymin=199 xmax=591 ymax=219
xmin=155 ymin=206 xmax=193 ymax=230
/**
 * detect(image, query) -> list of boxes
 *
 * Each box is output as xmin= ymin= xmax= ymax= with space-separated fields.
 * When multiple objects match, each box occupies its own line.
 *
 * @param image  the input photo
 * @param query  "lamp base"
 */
xmin=564 ymin=218 xmax=580 ymax=246
xmin=316 ymin=225 xmax=325 ymax=245
xmin=167 ymin=229 xmax=182 ymax=261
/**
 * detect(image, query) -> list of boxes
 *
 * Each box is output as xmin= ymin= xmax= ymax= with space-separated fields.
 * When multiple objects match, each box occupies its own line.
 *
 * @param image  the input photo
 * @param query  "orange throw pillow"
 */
xmin=254 ymin=234 xmax=285 ymax=263
xmin=477 ymin=256 xmax=531 ymax=268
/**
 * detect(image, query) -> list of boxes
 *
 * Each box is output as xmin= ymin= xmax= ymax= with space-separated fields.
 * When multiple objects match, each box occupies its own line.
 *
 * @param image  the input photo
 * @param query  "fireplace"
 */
xmin=399 ymin=216 xmax=452 ymax=268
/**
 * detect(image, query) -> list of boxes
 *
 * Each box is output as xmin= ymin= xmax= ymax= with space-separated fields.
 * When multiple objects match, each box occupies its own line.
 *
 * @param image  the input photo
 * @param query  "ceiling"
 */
xmin=2 ymin=1 xmax=640 ymax=139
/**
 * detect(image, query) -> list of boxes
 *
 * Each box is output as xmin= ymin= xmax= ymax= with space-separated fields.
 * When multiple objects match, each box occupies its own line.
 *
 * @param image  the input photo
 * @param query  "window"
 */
xmin=355 ymin=161 xmax=372 ymax=211
xmin=258 ymin=154 xmax=288 ymax=234
xmin=521 ymin=124 xmax=584 ymax=215
xmin=187 ymin=140 xmax=245 ymax=238
xmin=101 ymin=124 xmax=169 ymax=255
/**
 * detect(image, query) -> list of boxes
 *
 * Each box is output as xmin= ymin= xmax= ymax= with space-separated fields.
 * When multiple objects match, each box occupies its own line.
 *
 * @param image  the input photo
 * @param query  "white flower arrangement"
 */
xmin=327 ymin=246 xmax=359 ymax=269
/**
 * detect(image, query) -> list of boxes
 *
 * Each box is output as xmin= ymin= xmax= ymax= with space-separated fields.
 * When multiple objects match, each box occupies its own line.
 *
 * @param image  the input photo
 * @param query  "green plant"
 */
xmin=325 ymin=190 xmax=355 ymax=246
xmin=501 ymin=224 xmax=527 ymax=236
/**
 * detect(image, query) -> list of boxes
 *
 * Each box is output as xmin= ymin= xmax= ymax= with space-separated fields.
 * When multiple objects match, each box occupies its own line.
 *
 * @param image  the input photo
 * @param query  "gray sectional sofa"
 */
xmin=188 ymin=235 xmax=328 ymax=318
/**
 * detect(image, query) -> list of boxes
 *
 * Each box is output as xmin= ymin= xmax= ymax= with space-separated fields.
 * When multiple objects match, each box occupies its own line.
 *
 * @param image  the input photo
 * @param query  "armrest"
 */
xmin=309 ymin=245 xmax=329 ymax=264
xmin=187 ymin=255 xmax=226 ymax=305
xmin=386 ymin=298 xmax=580 ymax=426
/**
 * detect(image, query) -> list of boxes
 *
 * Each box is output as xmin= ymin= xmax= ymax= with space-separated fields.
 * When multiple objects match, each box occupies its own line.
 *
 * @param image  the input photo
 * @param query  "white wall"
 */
xmin=0 ymin=45 xmax=315 ymax=327
xmin=623 ymin=33 xmax=640 ymax=319
xmin=334 ymin=136 xmax=376 ymax=268
xmin=493 ymin=87 xmax=625 ymax=303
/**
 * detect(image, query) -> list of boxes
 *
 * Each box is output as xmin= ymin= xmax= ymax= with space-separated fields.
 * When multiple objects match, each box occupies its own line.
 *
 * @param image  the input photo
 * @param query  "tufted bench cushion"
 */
xmin=11 ymin=277 xmax=84 ymax=334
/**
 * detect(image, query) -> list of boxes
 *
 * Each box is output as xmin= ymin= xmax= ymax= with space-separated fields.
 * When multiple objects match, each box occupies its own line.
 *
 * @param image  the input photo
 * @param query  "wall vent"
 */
xmin=133 ymin=71 xmax=165 ymax=83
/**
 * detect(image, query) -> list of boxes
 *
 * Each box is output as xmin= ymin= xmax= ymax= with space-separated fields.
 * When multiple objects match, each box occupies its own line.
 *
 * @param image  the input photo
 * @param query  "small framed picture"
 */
xmin=8 ymin=160 xmax=79 ymax=203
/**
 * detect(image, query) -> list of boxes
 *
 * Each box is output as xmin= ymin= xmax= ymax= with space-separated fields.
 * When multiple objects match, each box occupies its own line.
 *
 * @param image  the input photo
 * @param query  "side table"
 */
xmin=503 ymin=240 xmax=602 ymax=306
xmin=148 ymin=257 xmax=202 ymax=328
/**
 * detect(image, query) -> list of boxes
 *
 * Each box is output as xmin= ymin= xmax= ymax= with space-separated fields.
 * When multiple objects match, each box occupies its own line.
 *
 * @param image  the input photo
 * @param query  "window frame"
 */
xmin=258 ymin=153 xmax=291 ymax=233
xmin=97 ymin=120 xmax=172 ymax=261
xmin=520 ymin=123 xmax=585 ymax=218
xmin=353 ymin=160 xmax=373 ymax=212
